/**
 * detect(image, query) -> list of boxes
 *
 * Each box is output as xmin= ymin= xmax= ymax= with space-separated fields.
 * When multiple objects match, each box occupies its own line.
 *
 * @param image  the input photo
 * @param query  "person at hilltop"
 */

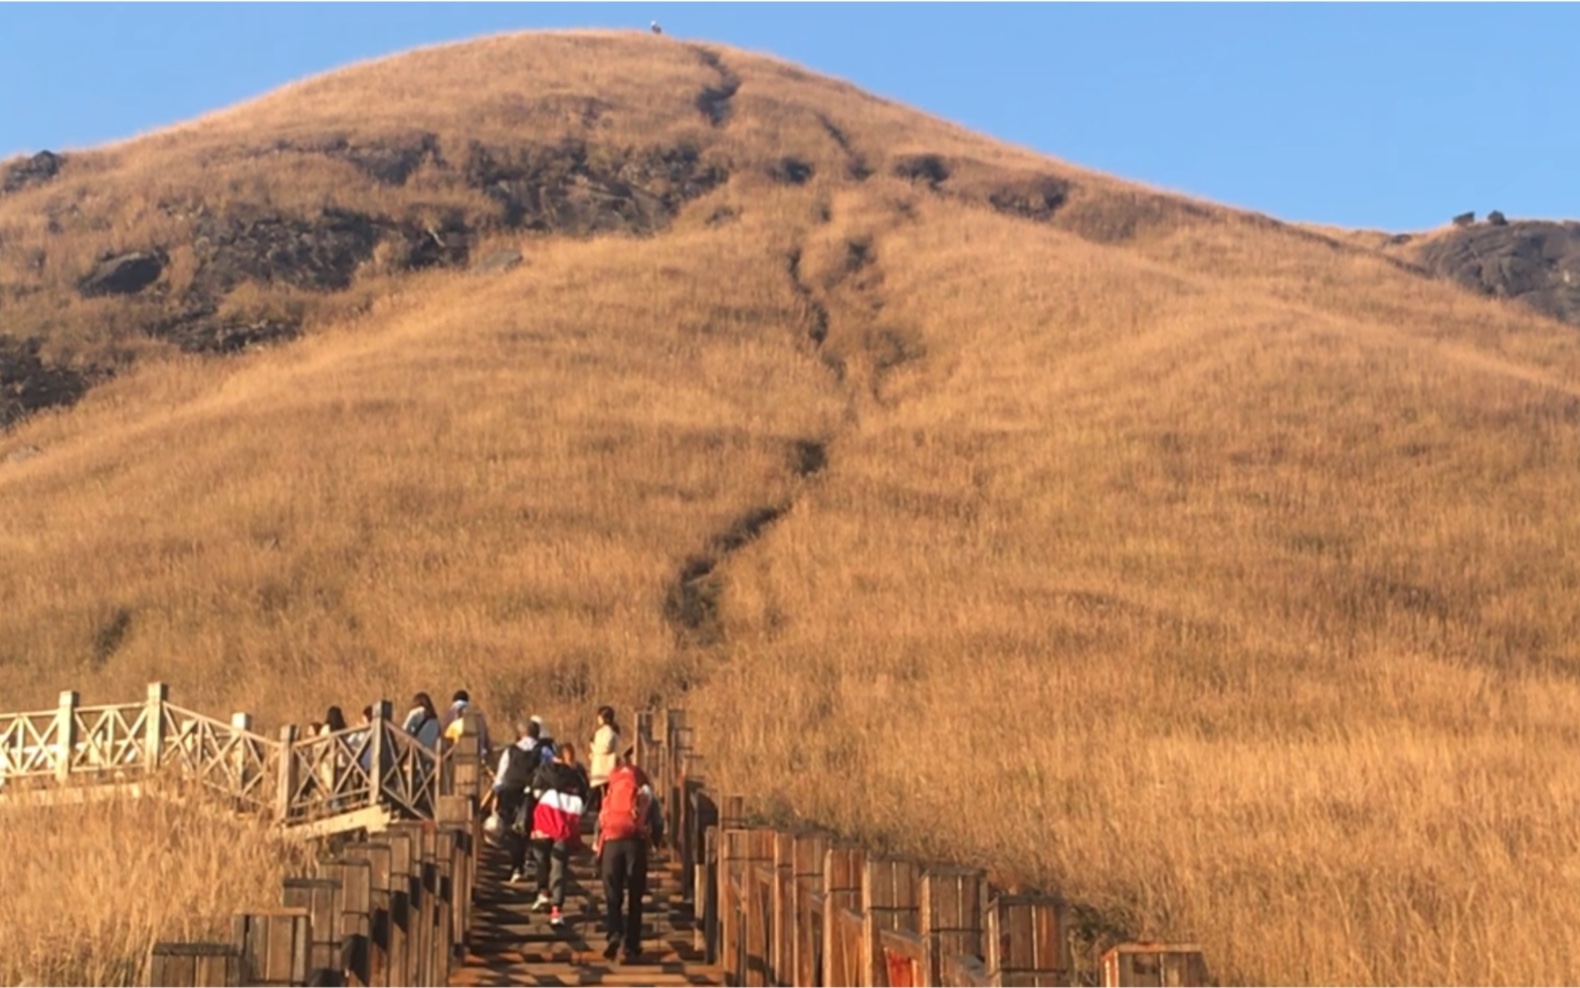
xmin=494 ymin=719 xmax=554 ymax=884
xmin=441 ymin=688 xmax=492 ymax=761
xmin=403 ymin=692 xmax=441 ymax=749
xmin=528 ymin=742 xmax=590 ymax=927
xmin=587 ymin=705 xmax=621 ymax=813
xmin=595 ymin=747 xmax=665 ymax=964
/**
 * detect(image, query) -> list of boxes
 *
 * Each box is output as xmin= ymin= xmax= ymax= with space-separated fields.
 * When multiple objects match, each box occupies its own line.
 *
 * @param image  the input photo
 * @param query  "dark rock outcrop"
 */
xmin=768 ymin=157 xmax=814 ymax=186
xmin=1 ymin=337 xmax=89 ymax=428
xmin=192 ymin=209 xmax=381 ymax=294
xmin=893 ymin=154 xmax=951 ymax=187
xmin=1419 ymin=221 xmax=1580 ymax=327
xmin=77 ymin=251 xmax=165 ymax=297
xmin=462 ymin=140 xmax=727 ymax=235
xmin=1 ymin=151 xmax=63 ymax=195
xmin=148 ymin=305 xmax=300 ymax=355
xmin=987 ymin=175 xmax=1071 ymax=222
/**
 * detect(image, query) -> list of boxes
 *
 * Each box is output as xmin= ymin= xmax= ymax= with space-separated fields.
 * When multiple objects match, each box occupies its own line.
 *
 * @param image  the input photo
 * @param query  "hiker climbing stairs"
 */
xmin=450 ymin=830 xmax=717 ymax=986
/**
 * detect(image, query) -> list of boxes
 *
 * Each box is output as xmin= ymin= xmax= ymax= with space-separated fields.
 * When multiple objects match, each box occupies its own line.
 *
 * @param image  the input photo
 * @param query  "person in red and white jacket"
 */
xmin=527 ymin=743 xmax=589 ymax=926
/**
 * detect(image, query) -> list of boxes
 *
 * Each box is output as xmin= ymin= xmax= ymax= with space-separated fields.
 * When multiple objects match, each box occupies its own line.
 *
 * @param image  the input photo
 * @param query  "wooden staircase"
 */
xmin=450 ymin=833 xmax=721 ymax=987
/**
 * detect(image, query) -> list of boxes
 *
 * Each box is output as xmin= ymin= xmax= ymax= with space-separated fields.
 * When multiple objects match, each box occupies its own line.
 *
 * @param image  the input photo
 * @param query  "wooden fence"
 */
xmin=144 ymin=720 xmax=485 ymax=986
xmin=0 ymin=685 xmax=450 ymax=836
xmin=630 ymin=708 xmax=1210 ymax=988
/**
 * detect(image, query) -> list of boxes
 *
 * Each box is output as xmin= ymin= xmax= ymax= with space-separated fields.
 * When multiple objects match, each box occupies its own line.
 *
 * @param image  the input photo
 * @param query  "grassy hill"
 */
xmin=5 ymin=30 xmax=1580 ymax=985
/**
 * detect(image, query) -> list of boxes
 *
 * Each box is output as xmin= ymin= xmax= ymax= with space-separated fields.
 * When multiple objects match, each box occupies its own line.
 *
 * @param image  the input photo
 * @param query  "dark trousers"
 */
xmin=498 ymin=792 xmax=529 ymax=873
xmin=533 ymin=838 xmax=572 ymax=905
xmin=601 ymin=839 xmax=649 ymax=954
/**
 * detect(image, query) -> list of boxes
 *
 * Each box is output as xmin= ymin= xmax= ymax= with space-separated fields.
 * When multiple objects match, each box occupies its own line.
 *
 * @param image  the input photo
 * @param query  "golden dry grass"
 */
xmin=0 ymin=784 xmax=309 ymax=986
xmin=5 ymin=29 xmax=1580 ymax=986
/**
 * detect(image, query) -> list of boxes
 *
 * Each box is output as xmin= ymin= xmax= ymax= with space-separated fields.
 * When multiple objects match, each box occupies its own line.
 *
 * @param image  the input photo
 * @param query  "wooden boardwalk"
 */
xmin=2 ymin=690 xmax=1210 ymax=986
xmin=451 ymin=832 xmax=719 ymax=986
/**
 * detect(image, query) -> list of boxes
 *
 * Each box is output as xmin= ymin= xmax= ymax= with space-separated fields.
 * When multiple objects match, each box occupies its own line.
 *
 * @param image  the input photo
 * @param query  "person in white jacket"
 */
xmin=587 ymin=705 xmax=621 ymax=813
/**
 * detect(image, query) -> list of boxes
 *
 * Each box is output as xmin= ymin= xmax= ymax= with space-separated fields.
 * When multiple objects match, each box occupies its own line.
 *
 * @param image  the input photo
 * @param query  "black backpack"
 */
xmin=499 ymin=744 xmax=538 ymax=794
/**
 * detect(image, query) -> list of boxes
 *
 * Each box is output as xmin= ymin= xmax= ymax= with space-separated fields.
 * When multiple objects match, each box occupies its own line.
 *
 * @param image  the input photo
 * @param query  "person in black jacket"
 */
xmin=492 ymin=719 xmax=550 ymax=884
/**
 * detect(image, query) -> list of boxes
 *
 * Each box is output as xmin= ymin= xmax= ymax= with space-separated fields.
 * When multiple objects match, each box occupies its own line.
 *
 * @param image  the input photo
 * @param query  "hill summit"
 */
xmin=6 ymin=30 xmax=1580 ymax=986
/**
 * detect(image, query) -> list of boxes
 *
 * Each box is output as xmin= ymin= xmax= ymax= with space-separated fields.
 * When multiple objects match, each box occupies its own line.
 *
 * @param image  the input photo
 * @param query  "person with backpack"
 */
xmin=528 ymin=742 xmax=590 ymax=927
xmin=587 ymin=705 xmax=621 ymax=814
xmin=441 ymin=689 xmax=493 ymax=762
xmin=594 ymin=747 xmax=665 ymax=964
xmin=402 ymin=693 xmax=441 ymax=749
xmin=493 ymin=719 xmax=553 ymax=883
xmin=529 ymin=715 xmax=556 ymax=762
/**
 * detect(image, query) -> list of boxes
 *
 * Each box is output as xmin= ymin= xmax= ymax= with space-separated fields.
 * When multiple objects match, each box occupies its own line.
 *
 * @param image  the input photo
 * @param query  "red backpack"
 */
xmin=600 ymin=765 xmax=652 ymax=842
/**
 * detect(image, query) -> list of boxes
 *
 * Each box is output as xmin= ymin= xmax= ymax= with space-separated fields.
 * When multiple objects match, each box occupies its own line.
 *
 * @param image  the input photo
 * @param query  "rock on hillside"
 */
xmin=1417 ymin=220 xmax=1580 ymax=327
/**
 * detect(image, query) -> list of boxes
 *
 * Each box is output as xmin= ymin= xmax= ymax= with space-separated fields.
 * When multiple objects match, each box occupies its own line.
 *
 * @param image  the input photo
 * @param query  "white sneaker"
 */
xmin=532 ymin=893 xmax=553 ymax=912
xmin=507 ymin=869 xmax=525 ymax=884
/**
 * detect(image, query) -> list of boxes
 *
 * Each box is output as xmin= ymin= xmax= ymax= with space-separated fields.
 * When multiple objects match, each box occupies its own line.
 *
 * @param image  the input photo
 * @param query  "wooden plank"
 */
xmin=880 ymin=928 xmax=925 ymax=987
xmin=745 ymin=828 xmax=776 ymax=987
xmin=864 ymin=858 xmax=922 ymax=986
xmin=772 ymin=831 xmax=795 ymax=986
xmin=345 ymin=843 xmax=393 ymax=987
xmin=719 ymin=829 xmax=746 ymax=985
xmin=282 ymin=878 xmax=342 ymax=977
xmin=986 ymin=896 xmax=1069 ymax=987
xmin=319 ymin=858 xmax=373 ymax=988
xmin=434 ymin=827 xmax=458 ymax=981
xmin=792 ymin=834 xmax=828 ymax=988
xmin=698 ymin=825 xmax=720 ymax=965
xmin=921 ymin=868 xmax=986 ymax=988
xmin=147 ymin=942 xmax=240 ymax=987
xmin=233 ymin=909 xmax=311 ymax=987
xmin=1099 ymin=943 xmax=1209 ymax=988
xmin=382 ymin=827 xmax=416 ymax=986
xmin=822 ymin=847 xmax=865 ymax=988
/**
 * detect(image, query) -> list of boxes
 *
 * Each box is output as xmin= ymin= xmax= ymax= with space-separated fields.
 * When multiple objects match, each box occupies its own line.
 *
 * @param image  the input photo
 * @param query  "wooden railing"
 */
xmin=0 ymin=684 xmax=458 ymax=836
xmin=630 ymin=708 xmax=1211 ymax=988
xmin=145 ymin=718 xmax=486 ymax=987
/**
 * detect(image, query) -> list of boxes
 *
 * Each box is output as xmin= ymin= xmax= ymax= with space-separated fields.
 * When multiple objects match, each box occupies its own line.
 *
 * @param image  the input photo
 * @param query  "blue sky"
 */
xmin=1 ymin=3 xmax=1575 ymax=231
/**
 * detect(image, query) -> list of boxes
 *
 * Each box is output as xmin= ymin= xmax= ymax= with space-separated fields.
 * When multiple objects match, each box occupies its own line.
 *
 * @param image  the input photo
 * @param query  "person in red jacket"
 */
xmin=594 ymin=748 xmax=664 ymax=963
xmin=528 ymin=742 xmax=589 ymax=927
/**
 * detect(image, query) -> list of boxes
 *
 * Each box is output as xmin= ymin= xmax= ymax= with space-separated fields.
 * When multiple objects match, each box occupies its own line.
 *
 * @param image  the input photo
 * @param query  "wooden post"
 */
xmin=55 ymin=689 xmax=79 ymax=782
xmin=368 ymin=701 xmax=392 ymax=810
xmin=233 ymin=908 xmax=311 ymax=986
xmin=276 ymin=725 xmax=299 ymax=823
xmin=435 ymin=798 xmax=474 ymax=956
xmin=452 ymin=713 xmax=480 ymax=800
xmin=772 ymin=831 xmax=796 ymax=986
xmin=864 ymin=858 xmax=922 ymax=987
xmin=634 ymin=711 xmax=653 ymax=774
xmin=985 ymin=896 xmax=1070 ymax=988
xmin=144 ymin=682 xmax=168 ymax=771
xmin=320 ymin=857 xmax=373 ymax=987
xmin=283 ymin=878 xmax=343 ymax=979
xmin=346 ymin=843 xmax=394 ymax=987
xmin=146 ymin=942 xmax=241 ymax=987
xmin=921 ymin=868 xmax=986 ymax=987
xmin=723 ymin=793 xmax=747 ymax=830
xmin=791 ymin=833 xmax=828 ymax=988
xmin=434 ymin=827 xmax=458 ymax=981
xmin=700 ymin=826 xmax=720 ymax=964
xmin=1100 ymin=943 xmax=1209 ymax=987
xmin=418 ymin=824 xmax=439 ymax=986
xmin=230 ymin=713 xmax=254 ymax=801
xmin=822 ymin=847 xmax=865 ymax=988
xmin=742 ymin=828 xmax=776 ymax=987
xmin=383 ymin=828 xmax=414 ymax=986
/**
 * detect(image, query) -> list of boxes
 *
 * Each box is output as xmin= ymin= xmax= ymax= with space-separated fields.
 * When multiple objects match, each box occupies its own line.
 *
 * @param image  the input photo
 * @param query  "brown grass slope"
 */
xmin=4 ymin=30 xmax=1580 ymax=985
